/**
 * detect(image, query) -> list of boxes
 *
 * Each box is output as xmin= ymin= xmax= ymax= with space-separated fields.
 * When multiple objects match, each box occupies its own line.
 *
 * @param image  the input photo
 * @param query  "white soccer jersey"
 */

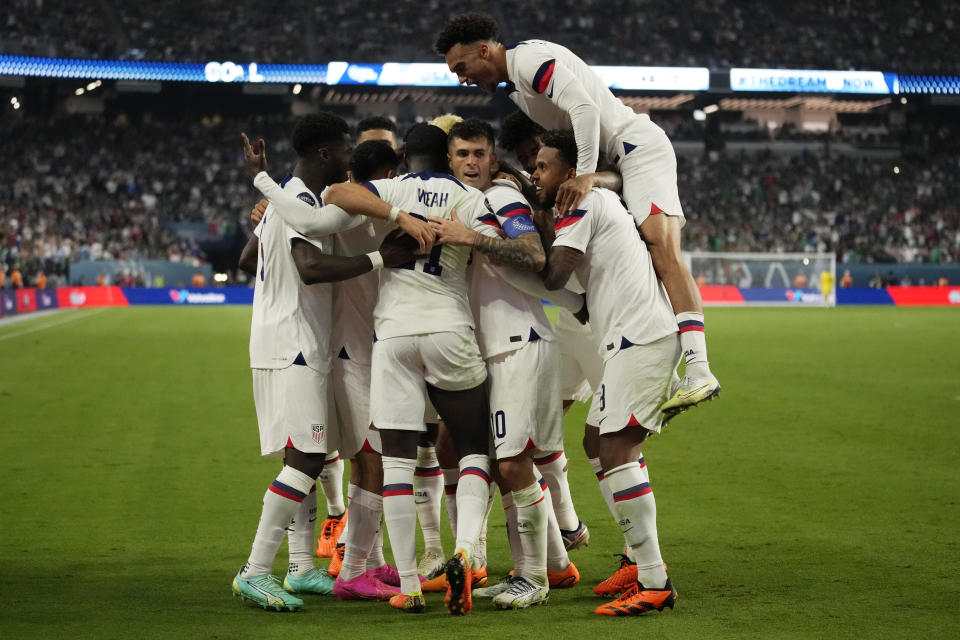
xmin=363 ymin=171 xmax=494 ymax=340
xmin=331 ymin=220 xmax=384 ymax=365
xmin=469 ymin=180 xmax=554 ymax=359
xmin=504 ymin=39 xmax=661 ymax=175
xmin=552 ymin=188 xmax=675 ymax=360
xmin=249 ymin=174 xmax=333 ymax=371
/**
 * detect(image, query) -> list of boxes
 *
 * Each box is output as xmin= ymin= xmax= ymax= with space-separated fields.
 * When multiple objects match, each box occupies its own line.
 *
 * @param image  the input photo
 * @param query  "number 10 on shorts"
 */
xmin=492 ymin=410 xmax=506 ymax=438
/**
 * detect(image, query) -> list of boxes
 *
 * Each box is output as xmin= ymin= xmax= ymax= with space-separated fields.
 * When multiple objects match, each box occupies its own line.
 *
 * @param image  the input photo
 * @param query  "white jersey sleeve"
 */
xmin=253 ymin=172 xmax=365 ymax=237
xmin=511 ymin=44 xmax=601 ymax=175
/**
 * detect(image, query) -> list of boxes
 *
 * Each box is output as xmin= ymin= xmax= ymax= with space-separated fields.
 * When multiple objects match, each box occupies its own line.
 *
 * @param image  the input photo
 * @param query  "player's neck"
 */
xmin=292 ymin=161 xmax=328 ymax=197
xmin=491 ymin=43 xmax=509 ymax=82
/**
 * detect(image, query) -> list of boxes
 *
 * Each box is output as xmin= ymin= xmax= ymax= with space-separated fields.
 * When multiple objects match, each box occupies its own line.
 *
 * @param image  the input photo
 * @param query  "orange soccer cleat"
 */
xmin=443 ymin=551 xmax=473 ymax=616
xmin=389 ymin=592 xmax=426 ymax=613
xmin=421 ymin=563 xmax=487 ymax=592
xmin=326 ymin=543 xmax=345 ymax=577
xmin=594 ymin=578 xmax=678 ymax=616
xmin=548 ymin=561 xmax=580 ymax=588
xmin=593 ymin=554 xmax=638 ymax=597
xmin=316 ymin=511 xmax=347 ymax=558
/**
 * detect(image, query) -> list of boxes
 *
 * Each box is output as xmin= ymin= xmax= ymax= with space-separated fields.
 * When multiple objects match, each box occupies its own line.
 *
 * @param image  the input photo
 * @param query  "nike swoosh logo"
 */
xmin=598 ymin=417 xmax=607 ymax=425
xmin=622 ymin=526 xmax=634 ymax=534
xmin=494 ymin=442 xmax=505 ymax=449
xmin=676 ymin=383 xmax=712 ymax=400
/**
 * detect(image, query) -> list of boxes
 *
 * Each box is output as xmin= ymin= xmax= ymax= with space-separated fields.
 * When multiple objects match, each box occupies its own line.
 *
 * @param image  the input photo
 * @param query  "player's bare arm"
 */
xmin=289 ymin=230 xmax=418 ymax=285
xmin=429 ymin=210 xmax=545 ymax=272
xmin=541 ymin=245 xmax=583 ymax=291
xmin=555 ymin=171 xmax=622 ymax=216
xmin=323 ymin=182 xmax=435 ymax=252
xmin=238 ymin=234 xmax=259 ymax=275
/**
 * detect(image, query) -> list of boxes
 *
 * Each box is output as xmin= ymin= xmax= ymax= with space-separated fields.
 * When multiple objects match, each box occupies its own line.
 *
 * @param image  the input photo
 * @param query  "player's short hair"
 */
xmin=539 ymin=130 xmax=578 ymax=169
xmin=499 ymin=111 xmax=545 ymax=152
xmin=404 ymin=123 xmax=450 ymax=171
xmin=356 ymin=116 xmax=398 ymax=135
xmin=428 ymin=113 xmax=463 ymax=134
xmin=350 ymin=140 xmax=398 ymax=183
xmin=448 ymin=118 xmax=495 ymax=149
xmin=434 ymin=12 xmax=500 ymax=55
xmin=292 ymin=112 xmax=350 ymax=157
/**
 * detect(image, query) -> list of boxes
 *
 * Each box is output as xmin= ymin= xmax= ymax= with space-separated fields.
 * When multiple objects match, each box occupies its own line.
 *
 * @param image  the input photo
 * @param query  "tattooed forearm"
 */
xmin=473 ymin=232 xmax=546 ymax=272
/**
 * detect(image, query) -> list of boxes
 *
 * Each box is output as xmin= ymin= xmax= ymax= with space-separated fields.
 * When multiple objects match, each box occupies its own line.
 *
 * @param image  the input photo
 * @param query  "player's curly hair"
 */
xmin=498 ymin=111 xmax=545 ymax=152
xmin=448 ymin=118 xmax=496 ymax=148
xmin=434 ymin=12 xmax=500 ymax=55
xmin=350 ymin=140 xmax=398 ymax=183
xmin=404 ymin=123 xmax=450 ymax=171
xmin=356 ymin=115 xmax=398 ymax=135
xmin=539 ymin=130 xmax=578 ymax=169
xmin=292 ymin=112 xmax=350 ymax=157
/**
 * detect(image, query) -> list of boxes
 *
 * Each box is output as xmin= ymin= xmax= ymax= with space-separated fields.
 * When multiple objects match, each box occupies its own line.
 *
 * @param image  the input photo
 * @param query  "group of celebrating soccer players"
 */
xmin=231 ymin=12 xmax=720 ymax=618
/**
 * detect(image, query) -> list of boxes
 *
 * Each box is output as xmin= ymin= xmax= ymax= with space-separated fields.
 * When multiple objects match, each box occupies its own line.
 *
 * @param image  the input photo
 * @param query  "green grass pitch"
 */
xmin=1 ymin=306 xmax=958 ymax=639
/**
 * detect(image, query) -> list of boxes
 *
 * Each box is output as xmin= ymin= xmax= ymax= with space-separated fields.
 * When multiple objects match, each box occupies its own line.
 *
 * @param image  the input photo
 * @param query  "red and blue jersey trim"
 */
xmin=361 ymin=181 xmax=379 ymax=197
xmin=533 ymin=59 xmax=556 ymax=94
xmin=477 ymin=213 xmax=501 ymax=228
xmin=555 ymin=208 xmax=586 ymax=230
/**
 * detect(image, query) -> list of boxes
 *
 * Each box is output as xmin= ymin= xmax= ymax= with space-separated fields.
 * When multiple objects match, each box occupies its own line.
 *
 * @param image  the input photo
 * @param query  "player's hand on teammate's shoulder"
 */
xmin=395 ymin=210 xmax=435 ymax=253
xmin=428 ymin=209 xmax=476 ymax=246
xmin=555 ymin=174 xmax=594 ymax=217
xmin=251 ymin=199 xmax=268 ymax=224
xmin=240 ymin=132 xmax=268 ymax=179
xmin=378 ymin=229 xmax=421 ymax=268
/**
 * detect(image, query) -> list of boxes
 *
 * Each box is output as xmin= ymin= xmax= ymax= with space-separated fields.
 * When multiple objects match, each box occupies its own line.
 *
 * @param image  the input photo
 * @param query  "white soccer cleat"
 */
xmin=418 ymin=549 xmax=446 ymax=580
xmin=660 ymin=373 xmax=721 ymax=420
xmin=492 ymin=576 xmax=549 ymax=610
xmin=473 ymin=575 xmax=516 ymax=599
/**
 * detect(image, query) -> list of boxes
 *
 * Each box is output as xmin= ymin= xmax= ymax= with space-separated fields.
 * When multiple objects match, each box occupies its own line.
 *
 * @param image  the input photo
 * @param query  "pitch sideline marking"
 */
xmin=0 ymin=308 xmax=108 ymax=342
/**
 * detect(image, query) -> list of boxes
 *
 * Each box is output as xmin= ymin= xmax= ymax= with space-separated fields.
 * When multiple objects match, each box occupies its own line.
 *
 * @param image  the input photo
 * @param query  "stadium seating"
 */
xmin=2 ymin=0 xmax=957 ymax=72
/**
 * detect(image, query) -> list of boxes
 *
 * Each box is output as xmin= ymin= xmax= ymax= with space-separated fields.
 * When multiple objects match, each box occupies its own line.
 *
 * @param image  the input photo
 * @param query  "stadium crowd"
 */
xmin=2 ymin=110 xmax=957 ymax=288
xmin=2 ymin=0 xmax=957 ymax=72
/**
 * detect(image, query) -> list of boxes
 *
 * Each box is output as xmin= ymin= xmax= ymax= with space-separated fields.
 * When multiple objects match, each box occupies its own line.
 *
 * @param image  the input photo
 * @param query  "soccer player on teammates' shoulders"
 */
xmin=435 ymin=13 xmax=721 ymax=419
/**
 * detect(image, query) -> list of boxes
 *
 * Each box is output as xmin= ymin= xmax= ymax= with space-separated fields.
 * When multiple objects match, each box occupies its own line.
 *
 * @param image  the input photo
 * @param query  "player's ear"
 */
xmin=491 ymin=153 xmax=500 ymax=174
xmin=347 ymin=170 xmax=355 ymax=184
xmin=387 ymin=168 xmax=396 ymax=179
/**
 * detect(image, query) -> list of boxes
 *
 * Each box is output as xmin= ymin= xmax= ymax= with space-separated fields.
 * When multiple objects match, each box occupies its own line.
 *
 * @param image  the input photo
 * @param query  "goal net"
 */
xmin=684 ymin=251 xmax=837 ymax=307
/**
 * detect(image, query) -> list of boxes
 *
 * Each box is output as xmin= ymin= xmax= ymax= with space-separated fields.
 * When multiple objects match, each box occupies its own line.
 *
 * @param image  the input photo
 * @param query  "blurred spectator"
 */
xmin=36 ymin=272 xmax=46 ymax=289
xmin=11 ymin=267 xmax=23 ymax=288
xmin=840 ymin=270 xmax=853 ymax=288
xmin=1 ymin=1 xmax=957 ymax=72
xmin=192 ymin=272 xmax=207 ymax=287
xmin=793 ymin=271 xmax=808 ymax=288
xmin=938 ymin=276 xmax=949 ymax=287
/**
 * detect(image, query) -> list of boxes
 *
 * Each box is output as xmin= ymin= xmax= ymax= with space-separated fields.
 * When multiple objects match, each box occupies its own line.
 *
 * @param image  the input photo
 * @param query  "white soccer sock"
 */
xmin=441 ymin=467 xmax=459 ymax=537
xmin=414 ymin=446 xmax=444 ymax=554
xmin=534 ymin=450 xmax=580 ymax=531
xmin=366 ymin=514 xmax=386 ymax=570
xmin=286 ymin=485 xmax=318 ymax=576
xmin=318 ymin=453 xmax=346 ymax=516
xmin=538 ymin=475 xmax=571 ymax=572
xmin=676 ymin=311 xmax=710 ymax=376
xmin=472 ymin=482 xmax=496 ymax=569
xmin=382 ymin=456 xmax=419 ymax=595
xmin=340 ymin=488 xmax=382 ymax=581
xmin=605 ymin=460 xmax=668 ymax=588
xmin=453 ymin=454 xmax=491 ymax=562
xmin=242 ymin=466 xmax=315 ymax=577
xmin=590 ymin=457 xmax=619 ymax=526
xmin=339 ymin=482 xmax=358 ymax=543
xmin=500 ymin=491 xmax=524 ymax=575
xmin=513 ymin=481 xmax=548 ymax=588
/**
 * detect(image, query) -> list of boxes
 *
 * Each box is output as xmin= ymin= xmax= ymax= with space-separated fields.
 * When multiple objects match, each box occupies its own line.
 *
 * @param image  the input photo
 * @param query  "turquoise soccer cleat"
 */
xmin=283 ymin=567 xmax=336 ymax=596
xmin=233 ymin=569 xmax=304 ymax=612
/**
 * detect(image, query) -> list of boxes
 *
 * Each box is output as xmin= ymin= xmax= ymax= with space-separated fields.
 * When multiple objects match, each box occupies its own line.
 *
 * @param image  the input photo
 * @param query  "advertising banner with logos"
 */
xmin=1 ymin=290 xmax=17 ymax=317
